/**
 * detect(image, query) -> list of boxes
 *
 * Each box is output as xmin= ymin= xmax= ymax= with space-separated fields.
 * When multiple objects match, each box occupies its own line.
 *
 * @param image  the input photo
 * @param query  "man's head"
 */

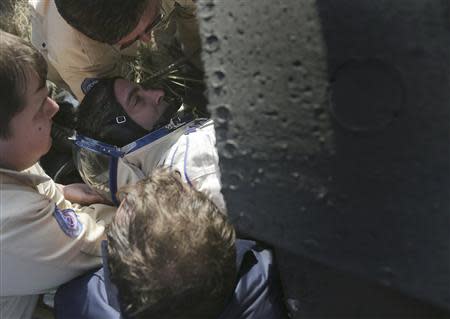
xmin=0 ymin=31 xmax=59 ymax=170
xmin=77 ymin=78 xmax=179 ymax=146
xmin=54 ymin=0 xmax=163 ymax=48
xmin=107 ymin=169 xmax=237 ymax=319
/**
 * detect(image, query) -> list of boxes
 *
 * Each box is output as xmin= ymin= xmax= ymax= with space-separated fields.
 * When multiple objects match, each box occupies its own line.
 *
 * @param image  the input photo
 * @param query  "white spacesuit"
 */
xmin=73 ymin=113 xmax=226 ymax=213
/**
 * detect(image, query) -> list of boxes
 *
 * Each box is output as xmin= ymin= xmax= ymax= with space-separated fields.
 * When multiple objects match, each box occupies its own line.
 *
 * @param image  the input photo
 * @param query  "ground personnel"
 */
xmin=55 ymin=170 xmax=287 ymax=319
xmin=29 ymin=0 xmax=201 ymax=100
xmin=0 ymin=31 xmax=117 ymax=319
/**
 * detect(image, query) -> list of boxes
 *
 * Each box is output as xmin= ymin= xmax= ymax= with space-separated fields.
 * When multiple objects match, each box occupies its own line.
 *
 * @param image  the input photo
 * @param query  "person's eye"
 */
xmin=133 ymin=95 xmax=141 ymax=106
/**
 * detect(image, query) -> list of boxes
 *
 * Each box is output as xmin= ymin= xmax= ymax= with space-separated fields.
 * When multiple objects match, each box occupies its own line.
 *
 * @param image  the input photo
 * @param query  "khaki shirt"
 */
xmin=30 ymin=0 xmax=201 ymax=100
xmin=0 ymin=163 xmax=116 ymax=319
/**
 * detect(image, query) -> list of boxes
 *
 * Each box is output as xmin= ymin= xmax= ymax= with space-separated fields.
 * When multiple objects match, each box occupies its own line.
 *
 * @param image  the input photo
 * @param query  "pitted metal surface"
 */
xmin=197 ymin=0 xmax=450 ymax=316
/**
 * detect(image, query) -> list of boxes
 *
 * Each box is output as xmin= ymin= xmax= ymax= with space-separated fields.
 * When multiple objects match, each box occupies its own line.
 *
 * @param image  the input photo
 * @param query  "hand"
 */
xmin=58 ymin=183 xmax=111 ymax=205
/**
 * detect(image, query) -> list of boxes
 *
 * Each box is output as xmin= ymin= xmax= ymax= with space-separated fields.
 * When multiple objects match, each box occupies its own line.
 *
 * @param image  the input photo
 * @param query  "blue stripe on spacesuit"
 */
xmin=74 ymin=113 xmax=197 ymax=158
xmin=169 ymin=144 xmax=180 ymax=169
xmin=122 ymin=112 xmax=196 ymax=154
xmin=183 ymin=133 xmax=193 ymax=187
xmin=74 ymin=135 xmax=124 ymax=158
xmin=109 ymin=157 xmax=120 ymax=206
xmin=182 ymin=124 xmax=199 ymax=187
xmin=123 ymin=127 xmax=175 ymax=154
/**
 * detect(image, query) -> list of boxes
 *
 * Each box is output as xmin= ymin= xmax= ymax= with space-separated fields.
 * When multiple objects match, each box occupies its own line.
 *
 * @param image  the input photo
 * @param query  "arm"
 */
xmin=0 ymin=166 xmax=116 ymax=296
xmin=173 ymin=0 xmax=203 ymax=69
xmin=152 ymin=0 xmax=202 ymax=69
xmin=57 ymin=183 xmax=112 ymax=206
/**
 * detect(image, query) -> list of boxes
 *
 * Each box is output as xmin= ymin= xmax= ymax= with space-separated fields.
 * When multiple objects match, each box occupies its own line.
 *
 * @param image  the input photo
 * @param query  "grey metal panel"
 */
xmin=197 ymin=0 xmax=450 ymax=316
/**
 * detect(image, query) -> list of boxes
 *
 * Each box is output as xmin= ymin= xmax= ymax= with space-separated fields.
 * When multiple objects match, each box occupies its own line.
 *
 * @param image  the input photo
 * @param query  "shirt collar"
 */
xmin=0 ymin=164 xmax=51 ymax=187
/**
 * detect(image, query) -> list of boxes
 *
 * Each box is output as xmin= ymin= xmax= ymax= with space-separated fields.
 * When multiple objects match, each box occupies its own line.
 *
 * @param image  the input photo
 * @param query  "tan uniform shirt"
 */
xmin=0 ymin=163 xmax=116 ymax=319
xmin=30 ymin=0 xmax=201 ymax=100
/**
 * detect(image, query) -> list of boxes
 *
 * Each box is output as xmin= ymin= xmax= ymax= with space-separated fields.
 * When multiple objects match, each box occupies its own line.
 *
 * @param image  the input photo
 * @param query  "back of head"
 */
xmin=107 ymin=170 xmax=237 ymax=319
xmin=54 ymin=0 xmax=149 ymax=44
xmin=0 ymin=30 xmax=47 ymax=138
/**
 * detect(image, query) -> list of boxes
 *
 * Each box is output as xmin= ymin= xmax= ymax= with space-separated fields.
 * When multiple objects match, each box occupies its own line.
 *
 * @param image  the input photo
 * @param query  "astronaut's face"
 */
xmin=114 ymin=78 xmax=169 ymax=131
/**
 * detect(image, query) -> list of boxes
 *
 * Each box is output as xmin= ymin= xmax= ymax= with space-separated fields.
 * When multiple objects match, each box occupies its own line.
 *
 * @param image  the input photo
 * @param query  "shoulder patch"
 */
xmin=81 ymin=77 xmax=99 ymax=95
xmin=53 ymin=206 xmax=83 ymax=238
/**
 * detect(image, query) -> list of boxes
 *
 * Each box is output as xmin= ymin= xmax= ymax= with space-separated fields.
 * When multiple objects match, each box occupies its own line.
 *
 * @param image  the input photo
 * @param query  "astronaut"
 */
xmin=73 ymin=77 xmax=226 ymax=212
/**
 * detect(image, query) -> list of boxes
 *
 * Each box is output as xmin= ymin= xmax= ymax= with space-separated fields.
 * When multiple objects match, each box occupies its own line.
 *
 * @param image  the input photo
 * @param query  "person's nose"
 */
xmin=45 ymin=97 xmax=60 ymax=118
xmin=142 ymin=88 xmax=165 ymax=105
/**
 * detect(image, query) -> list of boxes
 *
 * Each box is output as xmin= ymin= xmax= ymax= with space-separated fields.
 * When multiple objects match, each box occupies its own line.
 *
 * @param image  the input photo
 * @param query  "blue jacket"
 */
xmin=55 ymin=239 xmax=286 ymax=319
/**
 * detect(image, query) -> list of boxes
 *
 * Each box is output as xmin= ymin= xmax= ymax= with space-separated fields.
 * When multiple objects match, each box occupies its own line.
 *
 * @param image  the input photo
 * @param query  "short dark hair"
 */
xmin=54 ymin=0 xmax=150 ymax=44
xmin=0 ymin=30 xmax=47 ymax=138
xmin=107 ymin=170 xmax=237 ymax=319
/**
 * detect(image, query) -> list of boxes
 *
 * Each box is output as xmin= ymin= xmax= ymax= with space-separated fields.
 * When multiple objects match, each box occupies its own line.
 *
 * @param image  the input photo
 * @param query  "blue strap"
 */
xmin=109 ymin=156 xmax=119 ymax=206
xmin=74 ymin=134 xmax=125 ymax=158
xmin=74 ymin=113 xmax=198 ymax=158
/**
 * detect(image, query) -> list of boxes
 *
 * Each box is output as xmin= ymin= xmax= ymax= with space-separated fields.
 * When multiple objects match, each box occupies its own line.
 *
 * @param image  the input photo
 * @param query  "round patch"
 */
xmin=53 ymin=206 xmax=83 ymax=238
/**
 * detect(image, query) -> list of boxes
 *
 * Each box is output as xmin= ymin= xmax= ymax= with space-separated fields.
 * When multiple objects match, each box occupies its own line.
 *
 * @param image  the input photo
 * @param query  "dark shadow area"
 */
xmin=311 ymin=0 xmax=450 ymax=315
xmin=277 ymin=248 xmax=450 ymax=319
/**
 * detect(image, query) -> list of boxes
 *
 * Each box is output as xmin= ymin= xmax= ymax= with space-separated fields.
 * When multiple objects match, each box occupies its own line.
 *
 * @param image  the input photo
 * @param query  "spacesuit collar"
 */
xmin=73 ymin=111 xmax=196 ymax=158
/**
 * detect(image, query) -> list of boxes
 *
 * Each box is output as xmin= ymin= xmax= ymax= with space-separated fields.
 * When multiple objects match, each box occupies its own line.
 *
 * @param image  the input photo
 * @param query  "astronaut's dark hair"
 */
xmin=0 ymin=30 xmax=47 ymax=138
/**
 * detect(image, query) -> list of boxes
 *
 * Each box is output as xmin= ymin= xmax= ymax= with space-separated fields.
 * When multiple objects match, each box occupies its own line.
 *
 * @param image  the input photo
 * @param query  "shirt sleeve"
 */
xmin=0 ymin=169 xmax=117 ymax=296
xmin=173 ymin=0 xmax=202 ymax=69
xmin=154 ymin=0 xmax=203 ymax=69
